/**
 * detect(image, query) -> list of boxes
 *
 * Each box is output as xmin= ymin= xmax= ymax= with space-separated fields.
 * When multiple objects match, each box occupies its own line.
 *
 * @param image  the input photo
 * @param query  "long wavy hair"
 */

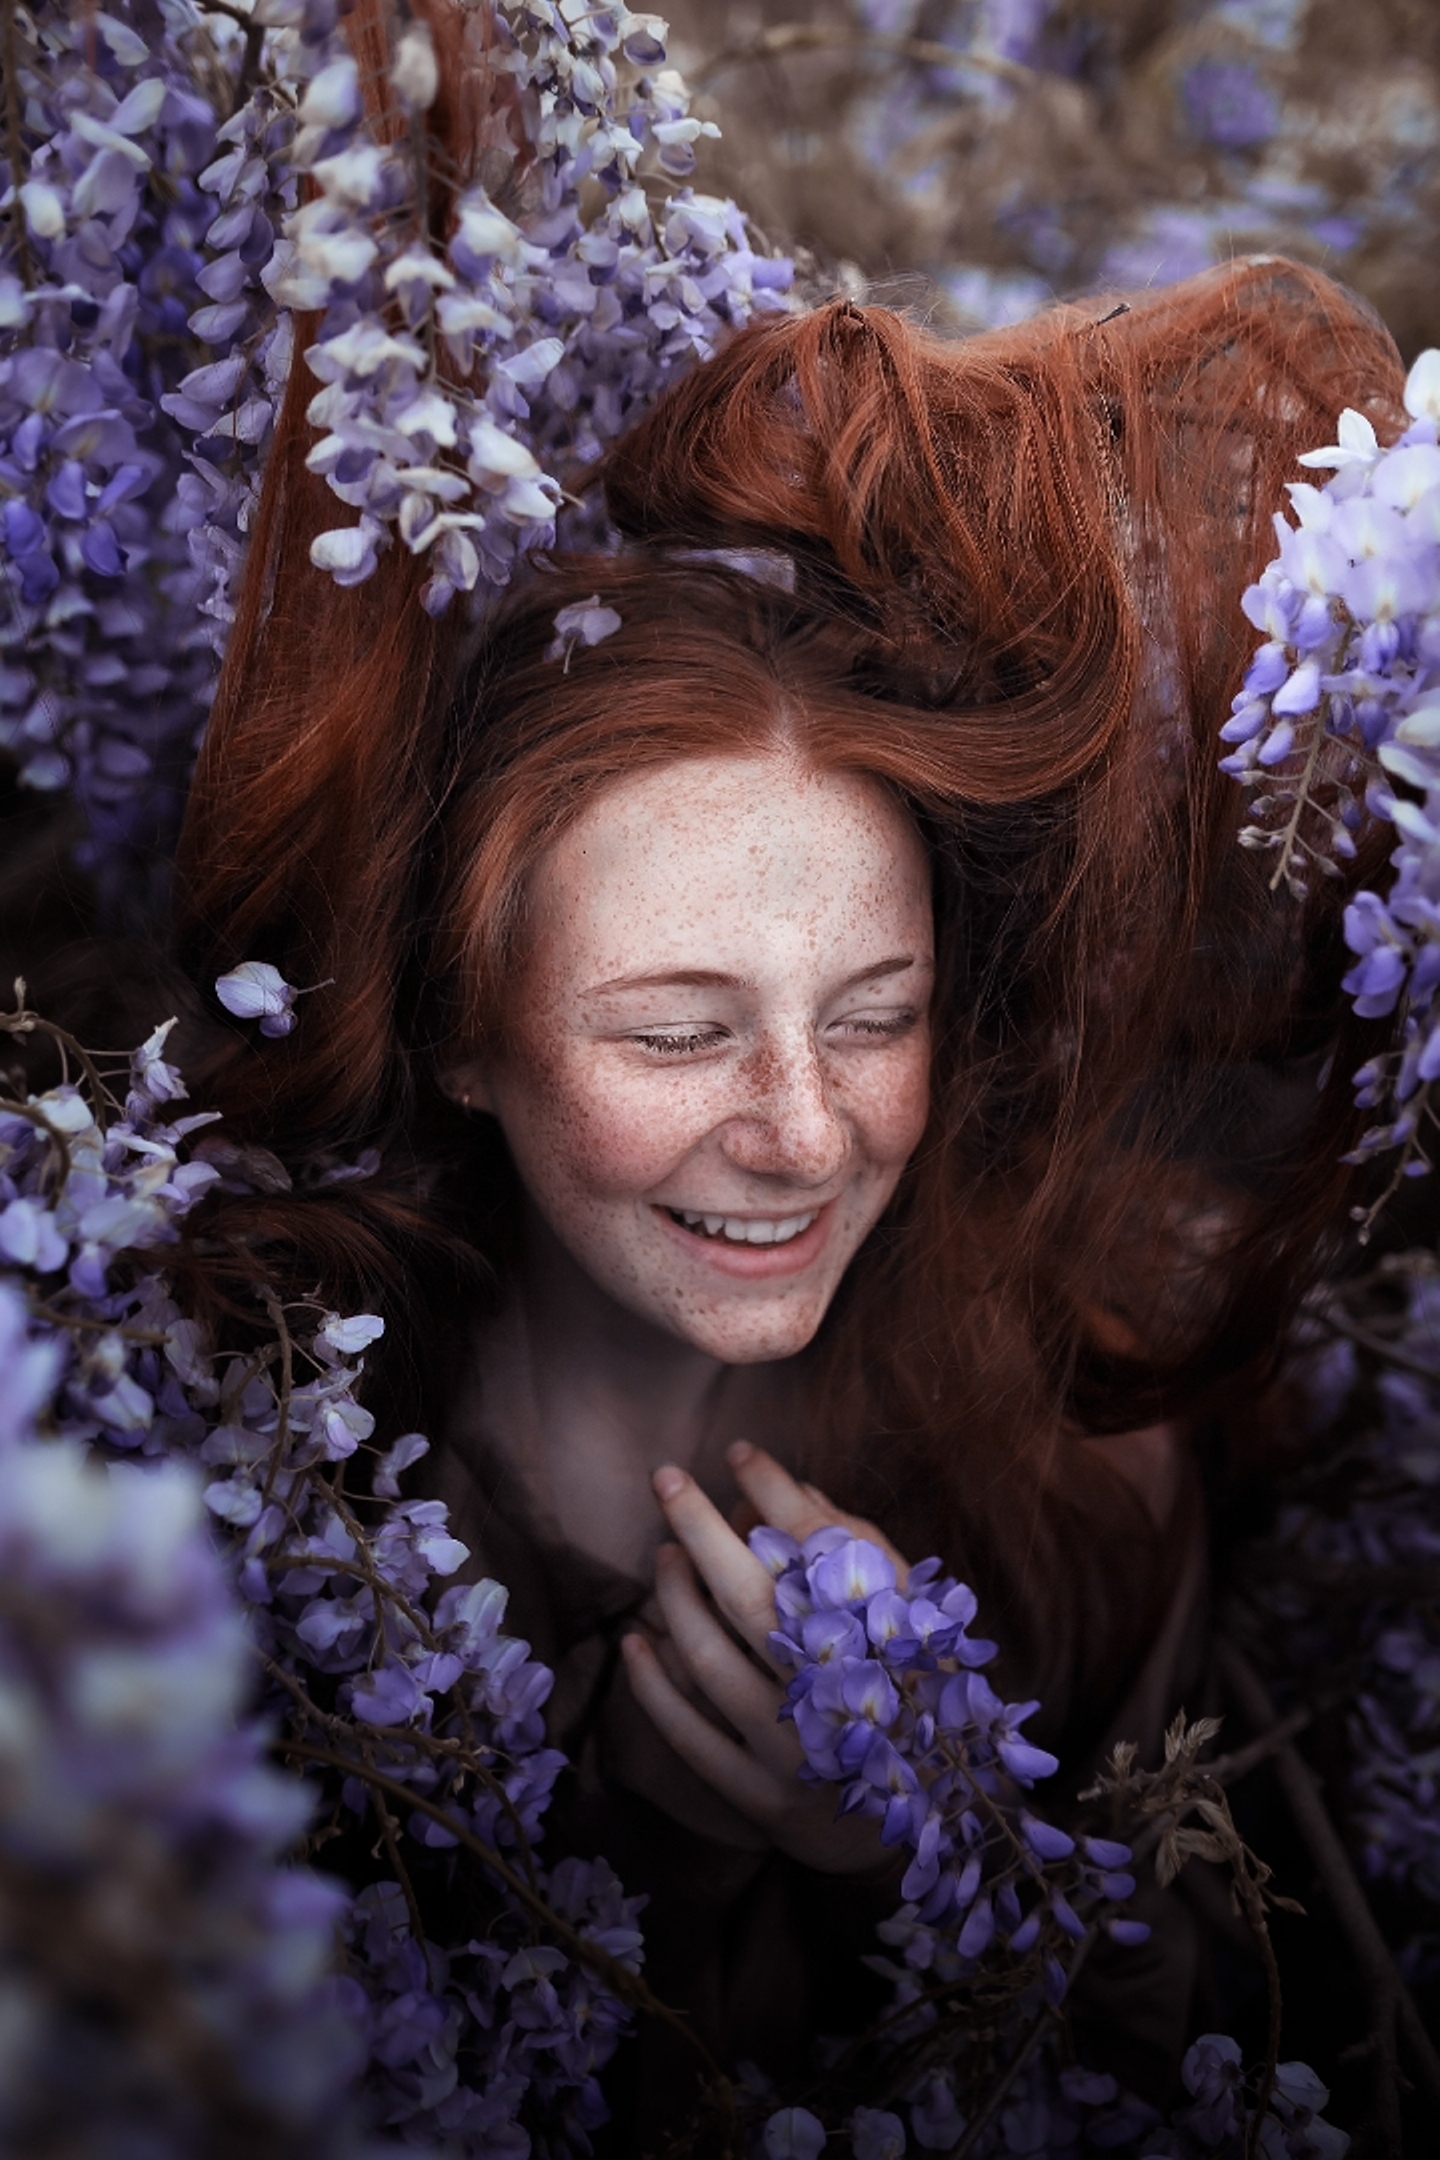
xmin=175 ymin=256 xmax=1405 ymax=1747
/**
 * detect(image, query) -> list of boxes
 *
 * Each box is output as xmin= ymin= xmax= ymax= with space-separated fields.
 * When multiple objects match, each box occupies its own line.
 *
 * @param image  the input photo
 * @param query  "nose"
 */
xmin=719 ymin=1032 xmax=850 ymax=1188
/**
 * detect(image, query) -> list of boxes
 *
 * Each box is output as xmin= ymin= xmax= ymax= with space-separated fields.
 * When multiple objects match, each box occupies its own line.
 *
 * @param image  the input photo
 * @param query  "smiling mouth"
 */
xmin=665 ymin=1207 xmax=819 ymax=1247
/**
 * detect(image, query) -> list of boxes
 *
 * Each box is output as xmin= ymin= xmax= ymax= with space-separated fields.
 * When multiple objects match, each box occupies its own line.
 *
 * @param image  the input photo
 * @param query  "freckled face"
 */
xmin=458 ymin=754 xmax=935 ymax=1363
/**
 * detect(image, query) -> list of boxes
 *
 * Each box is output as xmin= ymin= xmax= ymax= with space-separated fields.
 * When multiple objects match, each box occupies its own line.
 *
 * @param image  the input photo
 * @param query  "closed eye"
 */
xmin=629 ymin=1029 xmax=729 ymax=1056
xmin=831 ymin=1010 xmax=919 ymax=1039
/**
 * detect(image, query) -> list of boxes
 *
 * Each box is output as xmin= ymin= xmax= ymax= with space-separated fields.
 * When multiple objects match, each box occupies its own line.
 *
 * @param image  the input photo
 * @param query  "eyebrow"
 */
xmin=585 ymin=956 xmax=924 ymax=998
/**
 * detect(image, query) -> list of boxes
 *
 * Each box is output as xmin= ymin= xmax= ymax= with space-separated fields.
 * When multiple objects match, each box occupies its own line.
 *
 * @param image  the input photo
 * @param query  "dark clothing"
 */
xmin=429 ymin=1366 xmax=1214 ymax=2144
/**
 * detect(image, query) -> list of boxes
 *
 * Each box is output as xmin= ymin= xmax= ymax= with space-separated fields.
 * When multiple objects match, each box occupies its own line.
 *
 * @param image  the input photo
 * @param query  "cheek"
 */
xmin=509 ymin=1049 xmax=715 ymax=1200
xmin=853 ymin=1033 xmax=932 ymax=1167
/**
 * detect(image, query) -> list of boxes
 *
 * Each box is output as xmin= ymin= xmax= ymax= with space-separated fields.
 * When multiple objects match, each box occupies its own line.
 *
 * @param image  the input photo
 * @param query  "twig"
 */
xmin=692 ymin=23 xmax=1034 ymax=92
xmin=1083 ymin=1713 xmax=1293 ymax=2158
xmin=258 ymin=1287 xmax=294 ymax=1509
xmin=0 ymin=1094 xmax=74 ymax=1191
xmin=1217 ymin=1637 xmax=1440 ymax=2150
xmin=1267 ymin=711 xmax=1331 ymax=896
xmin=360 ymin=1735 xmax=427 ymax=1949
xmin=948 ymin=1935 xmax=1097 ymax=2158
xmin=1321 ymin=1307 xmax=1440 ymax=1385
xmin=280 ymin=1736 xmax=730 ymax=2090
xmin=1 ymin=0 xmax=33 ymax=288
xmin=3 ymin=981 xmax=120 ymax=1119
xmin=1205 ymin=1704 xmax=1317 ymax=1789
xmin=25 ymin=1298 xmax=170 ymax=1346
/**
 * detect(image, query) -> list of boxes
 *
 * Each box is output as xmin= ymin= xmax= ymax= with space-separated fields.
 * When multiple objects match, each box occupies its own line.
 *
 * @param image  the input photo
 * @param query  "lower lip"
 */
xmin=652 ymin=1202 xmax=834 ymax=1279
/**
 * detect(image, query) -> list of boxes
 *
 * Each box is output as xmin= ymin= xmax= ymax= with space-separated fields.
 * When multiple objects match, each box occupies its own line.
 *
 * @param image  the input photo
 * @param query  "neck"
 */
xmin=514 ymin=1201 xmax=728 ymax=1479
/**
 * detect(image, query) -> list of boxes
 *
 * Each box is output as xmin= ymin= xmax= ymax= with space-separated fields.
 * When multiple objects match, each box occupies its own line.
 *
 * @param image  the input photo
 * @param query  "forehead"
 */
xmin=525 ymin=753 xmax=931 ymax=984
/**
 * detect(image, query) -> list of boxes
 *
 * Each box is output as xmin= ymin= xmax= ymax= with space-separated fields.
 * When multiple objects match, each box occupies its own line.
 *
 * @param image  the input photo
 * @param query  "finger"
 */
xmin=652 ymin=1466 xmax=784 ymax=1661
xmin=652 ymin=1545 xmax=800 ymax=1776
xmin=621 ymin=1631 xmax=787 ymax=1829
xmin=728 ymin=1443 xmax=908 ymax=1573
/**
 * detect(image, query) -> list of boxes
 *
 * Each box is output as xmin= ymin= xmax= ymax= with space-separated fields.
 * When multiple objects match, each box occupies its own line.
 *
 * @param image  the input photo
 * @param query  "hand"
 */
xmin=621 ymin=1440 xmax=909 ymax=1876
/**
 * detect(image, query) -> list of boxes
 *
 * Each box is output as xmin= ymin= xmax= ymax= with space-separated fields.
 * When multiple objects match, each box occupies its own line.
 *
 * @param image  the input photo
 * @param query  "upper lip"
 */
xmin=658 ymin=1201 xmax=829 ymax=1218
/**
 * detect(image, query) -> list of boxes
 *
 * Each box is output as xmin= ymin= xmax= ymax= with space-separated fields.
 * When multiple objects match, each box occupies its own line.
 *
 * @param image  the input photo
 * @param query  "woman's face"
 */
xmin=450 ymin=753 xmax=935 ymax=1363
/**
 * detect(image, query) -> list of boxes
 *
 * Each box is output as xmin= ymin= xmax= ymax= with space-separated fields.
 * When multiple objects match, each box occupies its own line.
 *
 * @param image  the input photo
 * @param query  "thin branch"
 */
xmin=2 ymin=984 xmax=122 ymax=1120
xmin=25 ymin=1298 xmax=170 ymax=1346
xmin=692 ymin=23 xmax=1035 ymax=92
xmin=360 ymin=1735 xmax=427 ymax=1949
xmin=0 ymin=1094 xmax=74 ymax=1190
xmin=279 ymin=1736 xmax=729 ymax=2090
xmin=1204 ymin=1705 xmax=1318 ymax=1789
xmin=1 ymin=0 xmax=33 ymax=288
xmin=1267 ymin=706 xmax=1331 ymax=896
xmin=1322 ymin=1305 xmax=1440 ymax=1384
xmin=257 ymin=1287 xmax=294 ymax=1510
xmin=948 ymin=1936 xmax=1097 ymax=2159
xmin=1217 ymin=1637 xmax=1440 ymax=2148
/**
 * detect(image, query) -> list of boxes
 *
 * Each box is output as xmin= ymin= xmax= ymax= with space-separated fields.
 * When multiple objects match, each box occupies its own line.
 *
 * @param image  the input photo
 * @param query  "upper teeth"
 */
xmin=674 ymin=1209 xmax=817 ymax=1245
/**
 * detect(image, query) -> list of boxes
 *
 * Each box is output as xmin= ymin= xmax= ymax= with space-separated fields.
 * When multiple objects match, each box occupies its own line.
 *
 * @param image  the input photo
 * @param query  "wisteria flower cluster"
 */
xmin=0 ymin=0 xmax=227 ymax=914
xmin=0 ymin=1286 xmax=367 ymax=2158
xmin=750 ymin=1523 xmax=1151 ymax=2154
xmin=755 ymin=1524 xmax=1148 ymax=1983
xmin=0 ymin=986 xmax=1366 ymax=2152
xmin=1218 ymin=347 xmax=1440 ymax=1175
xmin=0 ymin=0 xmax=791 ymax=909
xmin=0 ymin=996 xmax=647 ymax=2148
xmin=1267 ymin=1272 xmax=1440 ymax=1942
xmin=755 ymin=2035 xmax=1351 ymax=2159
xmin=256 ymin=0 xmax=792 ymax=612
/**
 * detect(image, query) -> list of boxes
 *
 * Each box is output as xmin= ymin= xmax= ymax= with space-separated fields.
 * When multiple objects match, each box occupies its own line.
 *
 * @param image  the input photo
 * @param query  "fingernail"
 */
xmin=653 ymin=1465 xmax=685 ymax=1501
xmin=620 ymin=1630 xmax=644 ymax=1660
xmin=727 ymin=1439 xmax=753 ymax=1466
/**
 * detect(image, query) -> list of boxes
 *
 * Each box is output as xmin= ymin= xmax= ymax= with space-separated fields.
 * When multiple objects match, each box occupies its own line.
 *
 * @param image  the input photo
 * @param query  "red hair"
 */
xmin=176 ymin=259 xmax=1405 ymax=1741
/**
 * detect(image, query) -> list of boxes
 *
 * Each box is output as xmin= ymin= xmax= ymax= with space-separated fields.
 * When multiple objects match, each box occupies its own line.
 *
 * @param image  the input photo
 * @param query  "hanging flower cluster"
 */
xmin=0 ymin=1 xmax=225 ymax=916
xmin=757 ymin=2037 xmax=1351 ymax=2160
xmin=1219 ymin=347 xmax=1440 ymax=1178
xmin=750 ymin=1522 xmax=1157 ymax=2156
xmin=1263 ymin=1271 xmax=1440 ymax=1958
xmin=0 ymin=995 xmax=648 ymax=2147
xmin=258 ymin=0 xmax=791 ymax=612
xmin=0 ymin=0 xmax=792 ymax=907
xmin=0 ymin=1287 xmax=367 ymax=2157
xmin=756 ymin=1524 xmax=1148 ymax=1991
xmin=0 ymin=983 xmax=1363 ymax=2151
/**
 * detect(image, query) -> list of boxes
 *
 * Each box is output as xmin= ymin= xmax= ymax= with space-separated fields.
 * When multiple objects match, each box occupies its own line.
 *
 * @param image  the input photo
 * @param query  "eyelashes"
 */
xmin=628 ymin=1013 xmax=919 ymax=1057
xmin=630 ymin=1030 xmax=727 ymax=1056
xmin=842 ymin=1014 xmax=916 ymax=1038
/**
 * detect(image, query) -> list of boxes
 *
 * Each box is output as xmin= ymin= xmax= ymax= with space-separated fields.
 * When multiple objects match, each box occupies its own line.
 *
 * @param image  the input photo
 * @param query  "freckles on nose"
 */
xmin=724 ymin=1039 xmax=850 ymax=1178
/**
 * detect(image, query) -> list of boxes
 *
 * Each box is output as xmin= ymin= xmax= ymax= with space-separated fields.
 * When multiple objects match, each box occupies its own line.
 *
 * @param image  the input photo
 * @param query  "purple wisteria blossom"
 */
xmin=0 ymin=998 xmax=645 ymax=2146
xmin=1271 ymin=1274 xmax=1440 ymax=1932
xmin=546 ymin=594 xmax=624 ymax=665
xmin=205 ymin=0 xmax=792 ymax=614
xmin=757 ymin=1526 xmax=1142 ymax=1964
xmin=0 ymin=1288 xmax=367 ymax=2156
xmin=0 ymin=0 xmax=791 ymax=907
xmin=1220 ymin=348 xmax=1440 ymax=1177
xmin=1182 ymin=59 xmax=1280 ymax=149
xmin=751 ymin=1523 xmax=1150 ymax=2153
xmin=216 ymin=958 xmax=301 ymax=1037
xmin=0 ymin=2 xmax=224 ymax=917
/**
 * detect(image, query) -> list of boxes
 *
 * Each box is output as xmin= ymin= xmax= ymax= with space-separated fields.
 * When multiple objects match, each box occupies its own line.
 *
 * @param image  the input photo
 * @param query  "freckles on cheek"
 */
xmin=537 ymin=1060 xmax=700 ymax=1198
xmin=860 ymin=1043 xmax=932 ymax=1164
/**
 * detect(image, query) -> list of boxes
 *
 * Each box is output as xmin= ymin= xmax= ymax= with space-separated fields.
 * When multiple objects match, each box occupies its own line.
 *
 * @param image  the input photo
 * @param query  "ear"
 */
xmin=438 ymin=1059 xmax=497 ymax=1115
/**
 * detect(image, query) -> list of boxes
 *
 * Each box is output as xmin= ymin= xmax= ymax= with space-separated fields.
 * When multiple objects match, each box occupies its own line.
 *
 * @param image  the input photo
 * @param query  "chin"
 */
xmin=667 ymin=1299 xmax=828 ymax=1365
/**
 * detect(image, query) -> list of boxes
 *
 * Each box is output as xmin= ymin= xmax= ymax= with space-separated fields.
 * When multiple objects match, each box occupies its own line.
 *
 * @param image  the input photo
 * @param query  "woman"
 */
xmin=174 ymin=261 xmax=1404 ymax=2125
